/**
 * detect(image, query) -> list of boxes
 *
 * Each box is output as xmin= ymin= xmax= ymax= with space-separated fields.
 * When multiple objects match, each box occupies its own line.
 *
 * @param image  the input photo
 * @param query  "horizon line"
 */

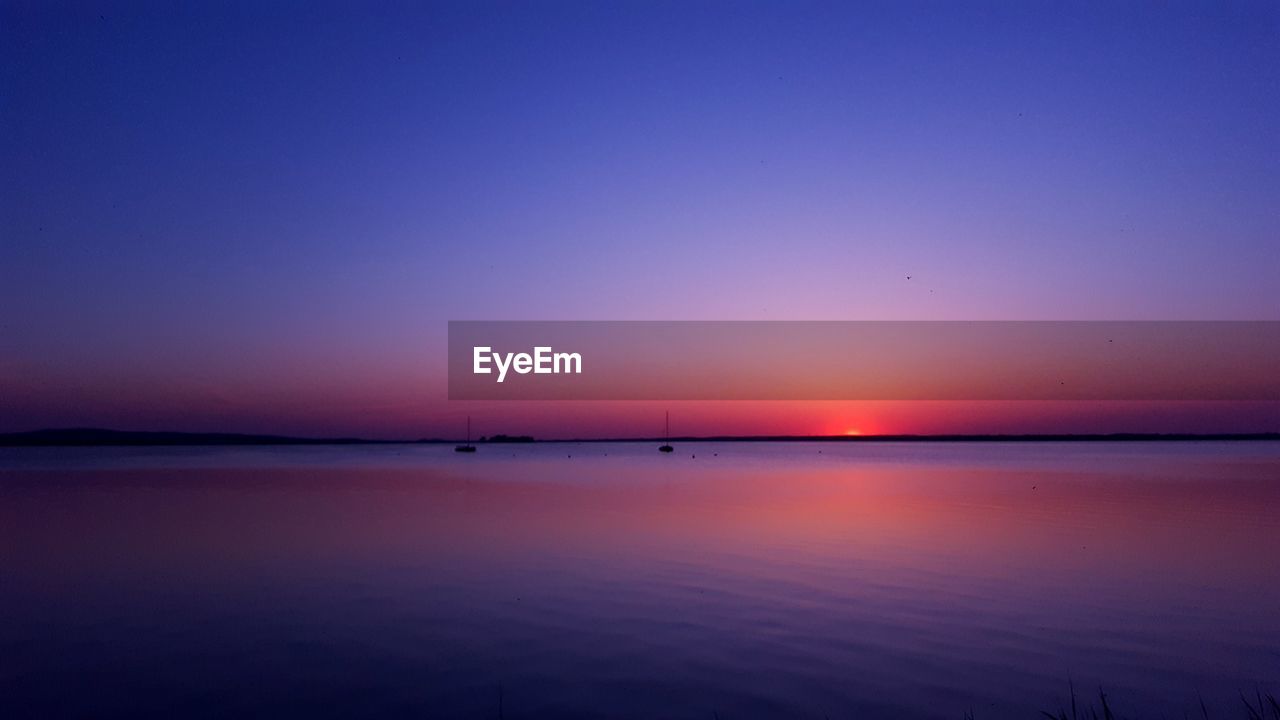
xmin=2 ymin=427 xmax=1278 ymax=447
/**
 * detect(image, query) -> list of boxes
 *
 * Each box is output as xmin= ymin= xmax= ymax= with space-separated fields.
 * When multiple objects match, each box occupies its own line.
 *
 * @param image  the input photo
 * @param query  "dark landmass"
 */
xmin=1 ymin=428 xmax=1277 ymax=447
xmin=0 ymin=428 xmax=385 ymax=447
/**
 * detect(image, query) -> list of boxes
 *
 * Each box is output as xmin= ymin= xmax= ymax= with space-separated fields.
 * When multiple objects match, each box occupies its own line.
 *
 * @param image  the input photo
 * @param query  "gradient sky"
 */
xmin=2 ymin=1 xmax=1278 ymax=438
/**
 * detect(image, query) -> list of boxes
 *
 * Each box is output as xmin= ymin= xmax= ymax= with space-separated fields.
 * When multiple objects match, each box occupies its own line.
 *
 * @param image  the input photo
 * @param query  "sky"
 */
xmin=2 ymin=1 xmax=1278 ymax=438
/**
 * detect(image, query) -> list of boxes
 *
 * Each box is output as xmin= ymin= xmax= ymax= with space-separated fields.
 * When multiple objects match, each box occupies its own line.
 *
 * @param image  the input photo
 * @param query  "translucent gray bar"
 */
xmin=447 ymin=321 xmax=1280 ymax=401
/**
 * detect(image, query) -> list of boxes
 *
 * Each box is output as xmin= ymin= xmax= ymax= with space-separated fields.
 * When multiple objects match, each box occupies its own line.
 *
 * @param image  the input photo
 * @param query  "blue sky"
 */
xmin=2 ymin=1 xmax=1277 ymax=436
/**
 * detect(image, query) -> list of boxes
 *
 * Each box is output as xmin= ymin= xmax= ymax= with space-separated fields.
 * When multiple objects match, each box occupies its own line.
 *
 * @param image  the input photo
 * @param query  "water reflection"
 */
xmin=2 ymin=443 xmax=1278 ymax=718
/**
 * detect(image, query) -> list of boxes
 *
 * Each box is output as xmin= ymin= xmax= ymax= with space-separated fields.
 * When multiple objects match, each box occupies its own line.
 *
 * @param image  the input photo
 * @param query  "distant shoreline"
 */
xmin=1 ymin=428 xmax=1277 ymax=447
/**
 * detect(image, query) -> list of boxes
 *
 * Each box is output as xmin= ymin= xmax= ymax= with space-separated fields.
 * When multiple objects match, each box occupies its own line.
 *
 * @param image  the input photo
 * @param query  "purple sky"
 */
xmin=2 ymin=1 xmax=1277 ymax=437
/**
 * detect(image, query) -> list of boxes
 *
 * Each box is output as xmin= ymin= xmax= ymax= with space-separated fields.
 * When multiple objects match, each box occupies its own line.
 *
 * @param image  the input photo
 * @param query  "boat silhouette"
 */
xmin=659 ymin=411 xmax=673 ymax=453
xmin=455 ymin=416 xmax=476 ymax=453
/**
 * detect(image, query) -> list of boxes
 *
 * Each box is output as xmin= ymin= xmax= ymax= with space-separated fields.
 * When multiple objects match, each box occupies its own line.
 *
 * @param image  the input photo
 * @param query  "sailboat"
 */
xmin=658 ymin=411 xmax=673 ymax=453
xmin=454 ymin=416 xmax=477 ymax=453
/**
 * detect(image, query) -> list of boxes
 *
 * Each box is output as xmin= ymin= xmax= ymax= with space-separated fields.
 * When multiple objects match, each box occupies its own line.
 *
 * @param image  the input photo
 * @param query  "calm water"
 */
xmin=2 ymin=442 xmax=1278 ymax=719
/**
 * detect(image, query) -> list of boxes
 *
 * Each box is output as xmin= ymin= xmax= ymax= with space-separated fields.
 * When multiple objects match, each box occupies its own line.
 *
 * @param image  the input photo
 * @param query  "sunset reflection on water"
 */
xmin=3 ymin=442 xmax=1277 ymax=719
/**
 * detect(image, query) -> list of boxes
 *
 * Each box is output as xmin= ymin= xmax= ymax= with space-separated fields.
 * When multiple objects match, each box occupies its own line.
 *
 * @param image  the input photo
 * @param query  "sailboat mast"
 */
xmin=467 ymin=416 xmax=471 ymax=444
xmin=665 ymin=411 xmax=669 ymax=441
